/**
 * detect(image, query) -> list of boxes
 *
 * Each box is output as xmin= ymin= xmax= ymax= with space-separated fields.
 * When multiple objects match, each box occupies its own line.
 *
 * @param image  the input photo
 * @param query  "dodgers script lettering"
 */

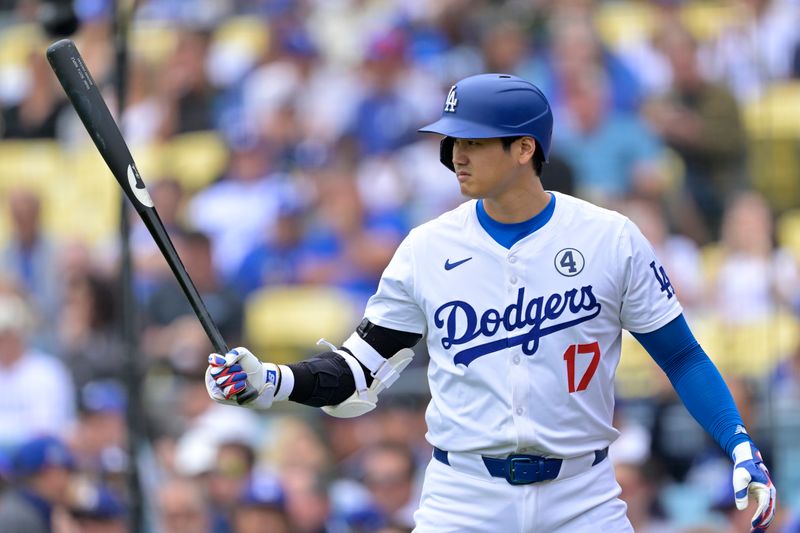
xmin=434 ymin=286 xmax=602 ymax=366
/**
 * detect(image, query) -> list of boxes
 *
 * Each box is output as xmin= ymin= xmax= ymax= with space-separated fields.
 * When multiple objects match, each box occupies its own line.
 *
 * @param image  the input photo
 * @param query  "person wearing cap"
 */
xmin=0 ymin=435 xmax=75 ymax=533
xmin=68 ymin=483 xmax=127 ymax=533
xmin=71 ymin=380 xmax=128 ymax=475
xmin=232 ymin=473 xmax=290 ymax=533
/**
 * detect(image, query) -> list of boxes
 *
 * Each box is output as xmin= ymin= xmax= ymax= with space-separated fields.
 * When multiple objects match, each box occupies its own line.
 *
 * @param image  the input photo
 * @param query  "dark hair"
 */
xmin=501 ymin=136 xmax=545 ymax=177
xmin=364 ymin=441 xmax=416 ymax=481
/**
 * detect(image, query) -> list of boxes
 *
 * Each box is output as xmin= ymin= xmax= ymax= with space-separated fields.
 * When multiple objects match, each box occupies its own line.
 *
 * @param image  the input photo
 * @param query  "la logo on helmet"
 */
xmin=444 ymin=85 xmax=458 ymax=113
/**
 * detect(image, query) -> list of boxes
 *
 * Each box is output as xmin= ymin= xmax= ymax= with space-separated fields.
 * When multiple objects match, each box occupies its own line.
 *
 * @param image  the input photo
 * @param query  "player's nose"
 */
xmin=452 ymin=145 xmax=468 ymax=167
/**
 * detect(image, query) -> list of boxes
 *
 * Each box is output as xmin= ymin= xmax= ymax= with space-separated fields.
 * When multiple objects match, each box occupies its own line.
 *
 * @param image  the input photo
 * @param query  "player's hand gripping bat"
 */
xmin=46 ymin=39 xmax=258 ymax=405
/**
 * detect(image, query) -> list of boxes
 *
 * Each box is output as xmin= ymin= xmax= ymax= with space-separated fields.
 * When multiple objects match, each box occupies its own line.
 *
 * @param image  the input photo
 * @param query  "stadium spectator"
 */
xmin=156 ymin=28 xmax=217 ymax=137
xmin=373 ymin=394 xmax=431 ymax=468
xmin=233 ymin=472 xmax=291 ymax=533
xmin=0 ymin=435 xmax=75 ymax=533
xmin=361 ymin=441 xmax=418 ymax=529
xmin=186 ymin=137 xmax=294 ymax=278
xmin=268 ymin=417 xmax=331 ymax=475
xmin=69 ymin=380 xmax=128 ymax=479
xmin=241 ymin=26 xmax=358 ymax=156
xmin=207 ymin=439 xmax=257 ymax=533
xmin=56 ymin=272 xmax=126 ymax=389
xmin=711 ymin=191 xmax=799 ymax=324
xmin=281 ymin=466 xmax=338 ymax=533
xmin=0 ymin=52 xmax=67 ymax=139
xmin=771 ymin=341 xmax=800 ymax=407
xmin=120 ymin=55 xmax=165 ymax=147
xmin=0 ymin=188 xmax=62 ymax=346
xmin=531 ymin=13 xmax=644 ymax=115
xmin=614 ymin=460 xmax=675 ymax=533
xmin=141 ymin=230 xmax=243 ymax=366
xmin=648 ymin=374 xmax=714 ymax=483
xmin=344 ymin=27 xmax=441 ymax=159
xmin=0 ymin=292 xmax=75 ymax=448
xmin=232 ymin=200 xmax=306 ymax=298
xmin=700 ymin=0 xmax=800 ymax=103
xmin=392 ymin=133 xmax=471 ymax=225
xmin=552 ymin=67 xmax=668 ymax=205
xmin=296 ymin=172 xmax=406 ymax=307
xmin=157 ymin=476 xmax=212 ymax=533
xmin=479 ymin=19 xmax=532 ymax=75
xmin=67 ymin=483 xmax=127 ymax=533
xmin=645 ymin=24 xmax=748 ymax=242
xmin=129 ymin=177 xmax=188 ymax=302
xmin=611 ymin=1 xmax=679 ymax=99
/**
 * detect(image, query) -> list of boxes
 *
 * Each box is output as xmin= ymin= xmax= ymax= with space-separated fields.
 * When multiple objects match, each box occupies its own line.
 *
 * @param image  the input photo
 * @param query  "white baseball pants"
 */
xmin=412 ymin=452 xmax=632 ymax=532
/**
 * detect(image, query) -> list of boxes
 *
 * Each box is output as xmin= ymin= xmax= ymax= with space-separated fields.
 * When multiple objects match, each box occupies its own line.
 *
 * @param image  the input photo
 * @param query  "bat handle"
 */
xmin=212 ymin=341 xmax=260 ymax=406
xmin=236 ymin=385 xmax=259 ymax=405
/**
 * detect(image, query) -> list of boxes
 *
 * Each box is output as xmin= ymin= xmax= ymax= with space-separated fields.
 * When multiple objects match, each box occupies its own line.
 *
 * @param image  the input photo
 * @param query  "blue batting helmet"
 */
xmin=418 ymin=73 xmax=553 ymax=171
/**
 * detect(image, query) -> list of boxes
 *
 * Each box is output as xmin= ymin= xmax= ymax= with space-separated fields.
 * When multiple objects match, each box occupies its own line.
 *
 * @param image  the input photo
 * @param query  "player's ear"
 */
xmin=517 ymin=136 xmax=536 ymax=165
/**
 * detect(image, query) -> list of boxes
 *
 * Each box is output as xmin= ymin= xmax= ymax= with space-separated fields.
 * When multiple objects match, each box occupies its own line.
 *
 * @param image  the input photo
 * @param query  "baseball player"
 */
xmin=205 ymin=74 xmax=776 ymax=532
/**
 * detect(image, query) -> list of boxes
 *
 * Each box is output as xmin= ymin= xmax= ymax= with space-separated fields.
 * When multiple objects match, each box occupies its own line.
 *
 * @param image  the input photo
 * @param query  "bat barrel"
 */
xmin=46 ymin=39 xmax=259 ymax=406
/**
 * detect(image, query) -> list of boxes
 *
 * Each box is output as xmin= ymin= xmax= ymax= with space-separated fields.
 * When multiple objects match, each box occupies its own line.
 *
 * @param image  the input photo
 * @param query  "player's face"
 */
xmin=451 ymin=138 xmax=527 ymax=200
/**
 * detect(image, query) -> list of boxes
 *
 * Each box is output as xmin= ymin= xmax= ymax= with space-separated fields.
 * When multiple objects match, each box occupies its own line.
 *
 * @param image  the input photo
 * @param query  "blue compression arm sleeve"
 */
xmin=632 ymin=314 xmax=750 ymax=460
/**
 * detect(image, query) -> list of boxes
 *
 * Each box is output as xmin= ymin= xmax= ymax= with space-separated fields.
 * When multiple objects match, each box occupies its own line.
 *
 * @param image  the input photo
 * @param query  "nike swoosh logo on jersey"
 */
xmin=444 ymin=257 xmax=472 ymax=270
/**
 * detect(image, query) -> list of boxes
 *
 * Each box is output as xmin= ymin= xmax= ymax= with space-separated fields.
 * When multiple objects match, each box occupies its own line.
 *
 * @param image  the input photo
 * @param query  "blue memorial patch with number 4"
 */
xmin=554 ymin=248 xmax=585 ymax=277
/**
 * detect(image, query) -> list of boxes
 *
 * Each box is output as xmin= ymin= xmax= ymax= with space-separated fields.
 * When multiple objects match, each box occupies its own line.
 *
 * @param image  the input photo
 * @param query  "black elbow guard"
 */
xmin=355 ymin=319 xmax=422 ymax=356
xmin=288 ymin=352 xmax=356 ymax=407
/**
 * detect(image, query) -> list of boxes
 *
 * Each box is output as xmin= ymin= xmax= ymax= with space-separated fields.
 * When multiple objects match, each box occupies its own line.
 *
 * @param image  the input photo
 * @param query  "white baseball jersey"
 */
xmin=363 ymin=192 xmax=682 ymax=458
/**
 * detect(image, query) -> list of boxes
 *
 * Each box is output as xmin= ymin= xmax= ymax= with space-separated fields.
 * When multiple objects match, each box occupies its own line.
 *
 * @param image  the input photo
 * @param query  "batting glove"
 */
xmin=732 ymin=441 xmax=777 ymax=532
xmin=205 ymin=347 xmax=278 ymax=408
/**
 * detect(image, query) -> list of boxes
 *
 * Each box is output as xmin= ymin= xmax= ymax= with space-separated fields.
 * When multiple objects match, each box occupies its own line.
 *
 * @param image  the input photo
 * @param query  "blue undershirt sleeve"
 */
xmin=631 ymin=314 xmax=751 ymax=460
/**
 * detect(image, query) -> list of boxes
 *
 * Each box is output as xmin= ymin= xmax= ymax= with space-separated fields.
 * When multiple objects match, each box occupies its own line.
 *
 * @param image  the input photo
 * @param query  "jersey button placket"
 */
xmin=505 ymin=251 xmax=528 ymax=442
xmin=508 ymin=254 xmax=518 ymax=285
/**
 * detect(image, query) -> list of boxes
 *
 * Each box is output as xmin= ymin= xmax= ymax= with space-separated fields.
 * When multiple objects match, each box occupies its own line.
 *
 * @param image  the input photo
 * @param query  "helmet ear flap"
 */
xmin=440 ymin=137 xmax=455 ymax=171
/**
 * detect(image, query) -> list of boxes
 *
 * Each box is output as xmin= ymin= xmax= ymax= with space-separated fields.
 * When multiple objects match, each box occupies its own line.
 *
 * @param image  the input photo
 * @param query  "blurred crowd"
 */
xmin=1 ymin=0 xmax=800 ymax=531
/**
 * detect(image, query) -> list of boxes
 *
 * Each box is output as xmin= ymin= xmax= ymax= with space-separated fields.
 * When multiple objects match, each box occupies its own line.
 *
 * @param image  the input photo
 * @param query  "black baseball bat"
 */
xmin=46 ymin=39 xmax=258 ymax=404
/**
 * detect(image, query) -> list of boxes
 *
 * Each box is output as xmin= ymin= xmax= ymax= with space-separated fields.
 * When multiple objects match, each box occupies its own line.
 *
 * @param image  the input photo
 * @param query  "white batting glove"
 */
xmin=732 ymin=441 xmax=777 ymax=532
xmin=205 ymin=348 xmax=278 ymax=408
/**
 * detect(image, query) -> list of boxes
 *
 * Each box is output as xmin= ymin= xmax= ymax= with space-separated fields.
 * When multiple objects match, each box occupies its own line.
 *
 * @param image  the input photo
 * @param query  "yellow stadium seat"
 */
xmin=0 ymin=140 xmax=62 ymax=194
xmin=618 ymin=331 xmax=664 ymax=398
xmin=710 ymin=313 xmax=799 ymax=376
xmin=777 ymin=209 xmax=800 ymax=260
xmin=129 ymin=23 xmax=179 ymax=67
xmin=699 ymin=243 xmax=725 ymax=285
xmin=680 ymin=2 xmax=740 ymax=41
xmin=618 ymin=312 xmax=798 ymax=398
xmin=0 ymin=23 xmax=45 ymax=70
xmin=594 ymin=2 xmax=656 ymax=47
xmin=48 ymin=145 xmax=121 ymax=245
xmin=244 ymin=286 xmax=359 ymax=364
xmin=744 ymin=82 xmax=800 ymax=138
xmin=163 ymin=131 xmax=229 ymax=192
xmin=212 ymin=16 xmax=270 ymax=59
xmin=744 ymin=82 xmax=800 ymax=210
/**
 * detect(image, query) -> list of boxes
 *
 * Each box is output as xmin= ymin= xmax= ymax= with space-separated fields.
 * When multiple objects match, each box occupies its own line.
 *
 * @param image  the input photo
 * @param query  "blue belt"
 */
xmin=433 ymin=446 xmax=609 ymax=486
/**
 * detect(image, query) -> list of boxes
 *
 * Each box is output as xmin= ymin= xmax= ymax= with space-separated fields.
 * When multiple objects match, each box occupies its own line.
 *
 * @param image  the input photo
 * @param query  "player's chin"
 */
xmin=459 ymin=182 xmax=481 ymax=198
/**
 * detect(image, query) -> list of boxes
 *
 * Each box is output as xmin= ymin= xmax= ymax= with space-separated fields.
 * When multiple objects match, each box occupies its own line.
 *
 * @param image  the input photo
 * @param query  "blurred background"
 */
xmin=0 ymin=0 xmax=799 ymax=531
